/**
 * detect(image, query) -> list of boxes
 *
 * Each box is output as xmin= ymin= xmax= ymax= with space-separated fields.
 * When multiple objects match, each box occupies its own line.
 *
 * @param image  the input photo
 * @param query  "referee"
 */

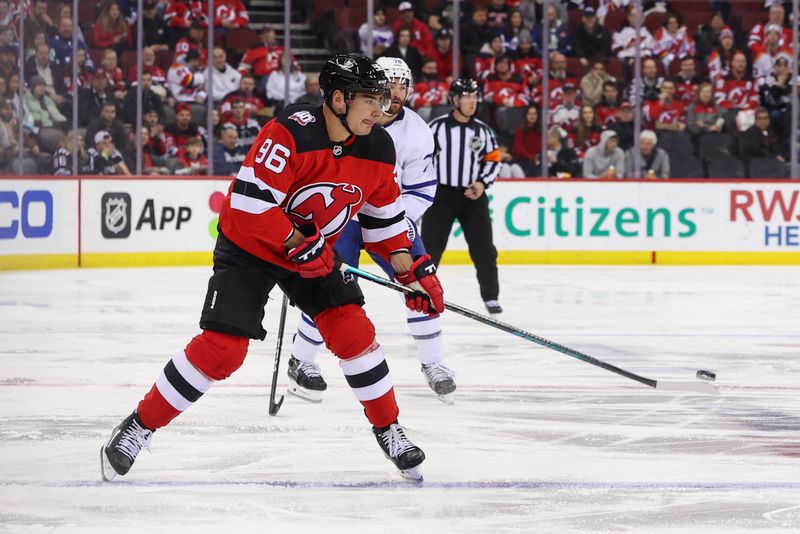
xmin=422 ymin=78 xmax=503 ymax=314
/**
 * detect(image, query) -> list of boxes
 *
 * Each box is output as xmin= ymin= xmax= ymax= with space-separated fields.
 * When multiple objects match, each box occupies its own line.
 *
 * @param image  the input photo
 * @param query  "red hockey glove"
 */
xmin=285 ymin=223 xmax=335 ymax=279
xmin=395 ymin=254 xmax=445 ymax=317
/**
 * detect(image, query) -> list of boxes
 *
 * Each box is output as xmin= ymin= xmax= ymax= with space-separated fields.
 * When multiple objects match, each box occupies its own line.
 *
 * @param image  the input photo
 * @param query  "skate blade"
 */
xmin=100 ymin=447 xmax=118 ymax=482
xmin=399 ymin=467 xmax=423 ymax=482
xmin=435 ymin=392 xmax=454 ymax=405
xmin=287 ymin=384 xmax=324 ymax=403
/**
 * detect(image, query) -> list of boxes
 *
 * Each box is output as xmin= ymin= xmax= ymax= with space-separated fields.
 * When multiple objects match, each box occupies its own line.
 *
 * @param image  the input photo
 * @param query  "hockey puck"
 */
xmin=696 ymin=370 xmax=716 ymax=382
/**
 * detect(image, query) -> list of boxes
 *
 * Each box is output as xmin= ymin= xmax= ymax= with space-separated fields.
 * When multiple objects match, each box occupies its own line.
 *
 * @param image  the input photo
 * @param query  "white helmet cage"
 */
xmin=375 ymin=56 xmax=413 ymax=106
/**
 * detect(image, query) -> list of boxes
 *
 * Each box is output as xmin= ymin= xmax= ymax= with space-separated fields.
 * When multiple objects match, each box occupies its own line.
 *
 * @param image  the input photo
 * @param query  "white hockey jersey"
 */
xmin=383 ymin=107 xmax=436 ymax=223
xmin=167 ymin=62 xmax=207 ymax=103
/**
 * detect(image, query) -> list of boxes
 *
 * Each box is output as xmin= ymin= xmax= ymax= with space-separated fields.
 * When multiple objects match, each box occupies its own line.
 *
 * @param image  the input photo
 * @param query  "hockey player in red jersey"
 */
xmin=100 ymin=54 xmax=445 ymax=482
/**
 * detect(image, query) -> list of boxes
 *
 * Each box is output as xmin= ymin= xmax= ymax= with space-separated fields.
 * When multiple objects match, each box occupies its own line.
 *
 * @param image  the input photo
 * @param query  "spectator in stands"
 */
xmin=214 ymin=0 xmax=249 ymax=30
xmin=54 ymin=4 xmax=87 ymax=44
xmin=630 ymin=57 xmax=663 ymax=103
xmin=0 ymin=25 xmax=13 ymax=49
xmin=760 ymin=55 xmax=791 ymax=141
xmin=78 ymin=71 xmax=115 ymax=128
xmin=168 ymin=49 xmax=207 ymax=104
xmin=715 ymin=51 xmax=759 ymax=128
xmin=551 ymin=82 xmax=580 ymax=130
xmin=62 ymin=48 xmax=92 ymax=94
xmin=572 ymin=7 xmax=611 ymax=68
xmin=136 ymin=125 xmax=169 ymax=175
xmin=128 ymin=47 xmax=168 ymax=98
xmin=25 ymin=43 xmax=67 ymax=110
xmin=0 ymin=1 xmax=12 ymax=27
xmin=53 ymin=131 xmax=90 ymax=175
xmin=221 ymin=97 xmax=259 ymax=150
xmin=359 ymin=7 xmax=393 ymax=58
xmin=294 ymin=74 xmax=322 ymax=107
xmin=99 ymin=49 xmax=127 ymax=101
xmin=213 ymin=125 xmax=246 ymax=176
xmin=583 ymin=130 xmax=625 ymax=179
xmin=498 ymin=144 xmax=526 ymax=178
xmin=86 ymin=100 xmax=127 ymax=152
xmin=24 ymin=75 xmax=67 ymax=134
xmin=88 ymin=130 xmax=132 ymax=175
xmin=221 ymin=75 xmax=268 ymax=119
xmin=752 ymin=25 xmax=792 ymax=81
xmin=408 ymin=59 xmax=449 ymax=110
xmin=625 ymin=129 xmax=670 ymax=178
xmin=0 ymin=45 xmax=17 ymax=80
xmin=695 ymin=10 xmax=725 ymax=61
xmin=143 ymin=109 xmax=168 ymax=160
xmin=530 ymin=51 xmax=578 ymax=113
xmin=581 ymin=60 xmax=615 ymax=107
xmin=647 ymin=80 xmax=686 ymax=133
xmin=165 ymin=102 xmax=201 ymax=156
xmin=462 ymin=6 xmax=492 ymax=62
xmin=611 ymin=101 xmax=635 ymax=150
xmin=48 ymin=17 xmax=89 ymax=67
xmin=474 ymin=32 xmax=506 ymax=81
xmin=176 ymin=136 xmax=208 ymax=175
xmin=176 ymin=19 xmax=208 ymax=66
xmin=199 ymin=108 xmax=221 ymax=150
xmin=485 ymin=55 xmax=529 ymax=111
xmin=673 ymin=56 xmax=702 ymax=105
xmin=140 ymin=0 xmax=169 ymax=52
xmin=740 ymin=107 xmax=787 ymax=165
xmin=653 ymin=12 xmax=695 ymax=71
xmin=391 ymin=1 xmax=434 ymax=58
xmin=748 ymin=3 xmax=791 ymax=52
xmin=165 ymin=0 xmax=206 ymax=33
xmin=597 ymin=0 xmax=631 ymax=22
xmin=531 ymin=4 xmax=572 ymax=57
xmin=574 ymin=104 xmax=603 ymax=155
xmin=210 ymin=47 xmax=242 ymax=104
xmin=3 ymin=72 xmax=19 ymax=114
xmin=93 ymin=0 xmax=131 ymax=53
xmin=502 ymin=9 xmax=526 ymax=52
xmin=121 ymin=72 xmax=165 ymax=125
xmin=488 ymin=0 xmax=511 ymax=29
xmin=382 ymin=27 xmax=423 ymax=80
xmin=707 ymin=26 xmax=739 ymax=82
xmin=238 ymin=26 xmax=283 ymax=83
xmin=686 ymin=81 xmax=724 ymax=136
xmin=24 ymin=0 xmax=54 ymax=42
xmin=263 ymin=54 xmax=306 ymax=112
xmin=511 ymin=104 xmax=542 ymax=176
xmin=512 ymin=30 xmax=540 ymax=82
xmin=595 ymin=81 xmax=623 ymax=126
xmin=430 ymin=29 xmax=458 ymax=83
xmin=546 ymin=125 xmax=581 ymax=178
xmin=612 ymin=6 xmax=654 ymax=75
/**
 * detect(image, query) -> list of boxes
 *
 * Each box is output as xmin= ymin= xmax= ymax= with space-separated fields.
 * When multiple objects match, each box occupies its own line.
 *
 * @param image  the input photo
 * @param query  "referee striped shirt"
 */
xmin=428 ymin=114 xmax=502 ymax=188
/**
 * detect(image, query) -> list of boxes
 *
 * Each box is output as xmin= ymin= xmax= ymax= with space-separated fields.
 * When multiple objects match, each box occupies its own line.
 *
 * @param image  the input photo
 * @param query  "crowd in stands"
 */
xmin=0 ymin=0 xmax=796 ymax=178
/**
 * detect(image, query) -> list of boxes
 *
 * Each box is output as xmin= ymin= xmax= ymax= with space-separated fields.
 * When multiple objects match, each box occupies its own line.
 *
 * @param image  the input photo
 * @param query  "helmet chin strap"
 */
xmin=326 ymin=93 xmax=357 ymax=137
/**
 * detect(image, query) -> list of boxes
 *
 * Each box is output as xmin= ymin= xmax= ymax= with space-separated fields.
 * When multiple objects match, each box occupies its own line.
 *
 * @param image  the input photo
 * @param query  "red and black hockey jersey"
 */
xmin=219 ymin=104 xmax=411 ymax=272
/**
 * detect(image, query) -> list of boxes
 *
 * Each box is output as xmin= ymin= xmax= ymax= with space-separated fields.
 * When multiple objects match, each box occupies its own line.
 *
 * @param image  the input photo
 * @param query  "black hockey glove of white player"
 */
xmin=285 ymin=223 xmax=335 ymax=279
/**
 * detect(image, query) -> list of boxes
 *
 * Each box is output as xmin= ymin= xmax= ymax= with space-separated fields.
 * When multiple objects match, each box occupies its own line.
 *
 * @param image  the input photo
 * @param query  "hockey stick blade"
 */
xmin=342 ymin=263 xmax=718 ymax=395
xmin=268 ymin=293 xmax=289 ymax=416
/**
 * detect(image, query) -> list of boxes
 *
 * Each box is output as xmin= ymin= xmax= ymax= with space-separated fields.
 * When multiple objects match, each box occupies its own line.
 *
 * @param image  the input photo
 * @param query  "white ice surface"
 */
xmin=1 ymin=264 xmax=799 ymax=533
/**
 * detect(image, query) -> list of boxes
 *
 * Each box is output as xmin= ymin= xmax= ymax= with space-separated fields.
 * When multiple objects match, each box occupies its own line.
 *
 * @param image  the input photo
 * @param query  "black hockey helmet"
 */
xmin=449 ymin=78 xmax=482 ymax=104
xmin=319 ymin=54 xmax=389 ymax=103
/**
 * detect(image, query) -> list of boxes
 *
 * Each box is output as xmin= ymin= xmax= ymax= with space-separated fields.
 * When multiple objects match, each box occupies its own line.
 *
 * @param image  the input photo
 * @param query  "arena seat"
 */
xmin=748 ymin=158 xmax=789 ymax=179
xmin=670 ymin=154 xmax=704 ymax=178
xmin=707 ymin=157 xmax=745 ymax=178
xmin=699 ymin=132 xmax=734 ymax=161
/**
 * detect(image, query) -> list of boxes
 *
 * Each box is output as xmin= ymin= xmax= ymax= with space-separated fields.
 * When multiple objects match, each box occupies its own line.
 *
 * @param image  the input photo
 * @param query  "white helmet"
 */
xmin=375 ymin=56 xmax=413 ymax=87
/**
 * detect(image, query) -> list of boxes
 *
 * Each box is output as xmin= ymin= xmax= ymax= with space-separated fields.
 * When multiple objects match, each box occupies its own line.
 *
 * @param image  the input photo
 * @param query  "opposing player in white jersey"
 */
xmin=288 ymin=56 xmax=456 ymax=403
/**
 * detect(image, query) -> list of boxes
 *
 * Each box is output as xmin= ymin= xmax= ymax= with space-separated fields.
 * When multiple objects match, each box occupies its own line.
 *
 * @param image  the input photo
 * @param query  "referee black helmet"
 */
xmin=449 ymin=78 xmax=482 ymax=105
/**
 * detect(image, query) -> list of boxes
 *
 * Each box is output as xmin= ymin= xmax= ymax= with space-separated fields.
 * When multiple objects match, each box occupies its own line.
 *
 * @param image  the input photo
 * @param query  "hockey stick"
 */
xmin=341 ymin=263 xmax=718 ymax=396
xmin=268 ymin=293 xmax=289 ymax=416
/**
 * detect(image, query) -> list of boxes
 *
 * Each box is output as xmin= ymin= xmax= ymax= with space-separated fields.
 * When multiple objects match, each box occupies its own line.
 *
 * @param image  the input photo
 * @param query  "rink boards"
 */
xmin=1 ymin=176 xmax=799 ymax=269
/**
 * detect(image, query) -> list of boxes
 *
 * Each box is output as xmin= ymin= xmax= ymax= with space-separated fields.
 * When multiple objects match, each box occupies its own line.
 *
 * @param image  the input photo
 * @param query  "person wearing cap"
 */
xmin=391 ymin=1 xmax=434 ymax=58
xmin=748 ymin=3 xmax=791 ymax=53
xmin=429 ymin=28 xmax=459 ymax=82
xmin=237 ymin=26 xmax=284 ymax=82
xmin=358 ymin=7 xmax=393 ymax=57
xmin=87 ymin=130 xmax=130 ymax=175
xmin=531 ymin=4 xmax=572 ymax=57
xmin=653 ymin=12 xmax=696 ymax=71
xmin=24 ymin=75 xmax=66 ymax=132
xmin=611 ymin=101 xmax=636 ymax=150
xmin=624 ymin=130 xmax=670 ymax=179
xmin=583 ymin=130 xmax=625 ymax=179
xmin=551 ymin=82 xmax=580 ymax=131
xmin=751 ymin=24 xmax=793 ymax=81
xmin=572 ymin=6 xmax=612 ymax=67
xmin=381 ymin=27 xmax=423 ymax=80
xmin=164 ymin=102 xmax=201 ymax=156
xmin=707 ymin=25 xmax=740 ymax=83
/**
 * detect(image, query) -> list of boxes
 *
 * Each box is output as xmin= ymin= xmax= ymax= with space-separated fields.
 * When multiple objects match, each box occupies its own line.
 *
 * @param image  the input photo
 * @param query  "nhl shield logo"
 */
xmin=332 ymin=144 xmax=343 ymax=157
xmin=469 ymin=135 xmax=485 ymax=152
xmin=101 ymin=192 xmax=131 ymax=238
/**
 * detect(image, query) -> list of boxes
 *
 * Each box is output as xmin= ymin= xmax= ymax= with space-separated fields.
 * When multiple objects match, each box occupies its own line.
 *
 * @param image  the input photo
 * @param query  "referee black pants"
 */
xmin=421 ymin=185 xmax=499 ymax=302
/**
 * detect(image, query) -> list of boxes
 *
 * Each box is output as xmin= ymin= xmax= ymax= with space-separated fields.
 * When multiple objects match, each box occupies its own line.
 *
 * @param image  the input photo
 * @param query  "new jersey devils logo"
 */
xmin=288 ymin=110 xmax=316 ymax=126
xmin=286 ymin=183 xmax=363 ymax=237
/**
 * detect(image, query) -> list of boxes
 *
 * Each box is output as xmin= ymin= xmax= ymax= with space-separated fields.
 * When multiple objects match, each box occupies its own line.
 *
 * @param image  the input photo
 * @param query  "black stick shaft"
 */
xmin=344 ymin=264 xmax=657 ymax=389
xmin=268 ymin=293 xmax=289 ymax=415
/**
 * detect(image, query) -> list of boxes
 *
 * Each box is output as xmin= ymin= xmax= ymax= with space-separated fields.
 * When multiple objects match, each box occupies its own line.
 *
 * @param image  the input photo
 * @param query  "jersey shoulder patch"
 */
xmin=275 ymin=103 xmax=328 ymax=153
